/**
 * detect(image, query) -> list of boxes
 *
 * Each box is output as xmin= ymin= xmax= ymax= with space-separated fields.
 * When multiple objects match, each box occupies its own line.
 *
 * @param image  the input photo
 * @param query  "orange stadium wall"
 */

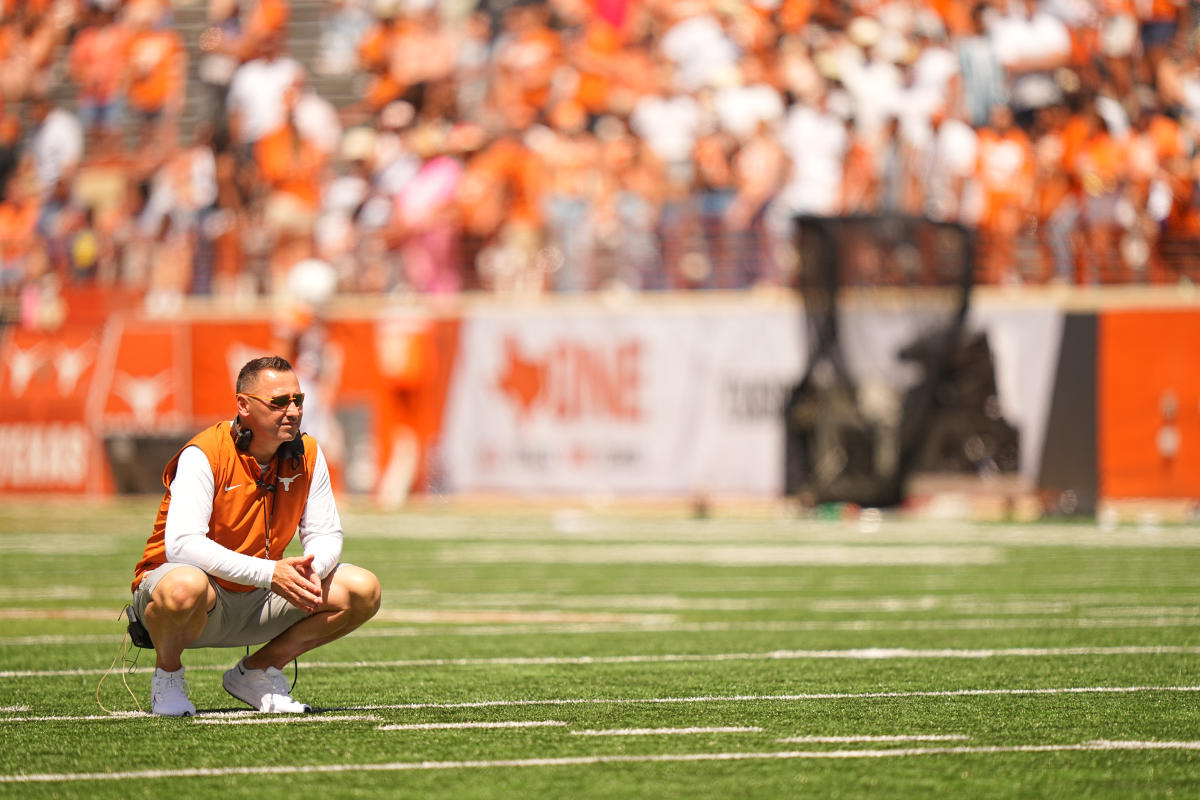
xmin=0 ymin=306 xmax=459 ymax=499
xmin=0 ymin=322 xmax=114 ymax=494
xmin=1098 ymin=309 xmax=1200 ymax=499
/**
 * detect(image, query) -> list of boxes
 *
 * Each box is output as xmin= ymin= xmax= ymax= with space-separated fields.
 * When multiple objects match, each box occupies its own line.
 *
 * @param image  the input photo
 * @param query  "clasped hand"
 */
xmin=271 ymin=554 xmax=324 ymax=613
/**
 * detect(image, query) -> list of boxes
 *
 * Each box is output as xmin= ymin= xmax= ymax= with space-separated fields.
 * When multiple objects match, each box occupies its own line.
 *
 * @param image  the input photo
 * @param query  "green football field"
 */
xmin=1 ymin=498 xmax=1198 ymax=798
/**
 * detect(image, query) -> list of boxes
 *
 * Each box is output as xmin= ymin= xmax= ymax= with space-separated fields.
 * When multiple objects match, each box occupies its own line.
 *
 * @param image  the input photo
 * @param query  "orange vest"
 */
xmin=132 ymin=421 xmax=318 ymax=593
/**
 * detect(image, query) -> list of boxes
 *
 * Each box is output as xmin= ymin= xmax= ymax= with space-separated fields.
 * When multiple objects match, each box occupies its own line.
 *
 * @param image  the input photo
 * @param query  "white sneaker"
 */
xmin=222 ymin=657 xmax=310 ymax=713
xmin=151 ymin=667 xmax=196 ymax=717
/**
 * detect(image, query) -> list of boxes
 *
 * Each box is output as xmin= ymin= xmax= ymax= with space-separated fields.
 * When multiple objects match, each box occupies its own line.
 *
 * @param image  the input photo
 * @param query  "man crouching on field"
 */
xmin=129 ymin=355 xmax=380 ymax=716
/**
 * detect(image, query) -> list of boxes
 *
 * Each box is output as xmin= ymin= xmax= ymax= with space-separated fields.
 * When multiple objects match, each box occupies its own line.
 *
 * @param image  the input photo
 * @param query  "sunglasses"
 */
xmin=241 ymin=392 xmax=306 ymax=410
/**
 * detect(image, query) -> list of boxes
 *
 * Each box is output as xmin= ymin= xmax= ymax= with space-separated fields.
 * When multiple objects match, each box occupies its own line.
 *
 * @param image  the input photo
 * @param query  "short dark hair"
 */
xmin=236 ymin=356 xmax=294 ymax=393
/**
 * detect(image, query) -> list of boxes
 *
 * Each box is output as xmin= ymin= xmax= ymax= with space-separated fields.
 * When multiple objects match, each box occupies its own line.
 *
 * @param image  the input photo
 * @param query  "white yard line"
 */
xmin=0 ymin=537 xmax=119 ymax=556
xmin=0 ymin=587 xmax=95 ymax=602
xmin=778 ymin=735 xmax=969 ymax=743
xmin=5 ymin=615 xmax=1200 ymax=647
xmin=306 ymin=645 xmax=1200 ymax=668
xmin=8 ymin=685 xmax=1196 ymax=723
xmin=5 ymin=645 xmax=1200 ymax=679
xmin=7 ymin=615 xmax=1200 ymax=647
xmin=0 ymin=609 xmax=118 ymax=621
xmin=436 ymin=543 xmax=1003 ymax=567
xmin=193 ymin=715 xmax=380 ymax=725
xmin=0 ymin=634 xmax=122 ymax=646
xmin=2 ymin=740 xmax=1198 ymax=783
xmin=571 ymin=727 xmax=762 ymax=736
xmin=0 ymin=713 xmax=151 ymax=722
xmin=340 ymin=516 xmax=1200 ymax=547
xmin=372 ymin=609 xmax=679 ymax=625
xmin=342 ymin=684 xmax=1200 ymax=712
xmin=8 ymin=515 xmax=1200 ymax=548
xmin=376 ymin=721 xmax=566 ymax=731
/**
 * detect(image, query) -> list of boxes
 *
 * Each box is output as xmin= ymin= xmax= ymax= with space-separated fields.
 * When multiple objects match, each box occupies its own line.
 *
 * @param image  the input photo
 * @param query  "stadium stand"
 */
xmin=4 ymin=0 xmax=1200 ymax=331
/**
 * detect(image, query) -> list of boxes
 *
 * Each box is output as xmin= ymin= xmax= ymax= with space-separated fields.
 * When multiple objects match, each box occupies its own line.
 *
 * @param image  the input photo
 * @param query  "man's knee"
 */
xmin=329 ymin=565 xmax=381 ymax=619
xmin=151 ymin=567 xmax=212 ymax=615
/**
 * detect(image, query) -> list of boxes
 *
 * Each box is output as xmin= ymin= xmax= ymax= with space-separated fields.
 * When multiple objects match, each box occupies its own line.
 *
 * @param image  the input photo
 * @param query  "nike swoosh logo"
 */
xmin=224 ymin=484 xmax=243 ymax=492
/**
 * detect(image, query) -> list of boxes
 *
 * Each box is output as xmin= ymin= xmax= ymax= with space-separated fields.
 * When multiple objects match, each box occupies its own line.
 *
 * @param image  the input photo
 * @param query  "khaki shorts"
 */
xmin=132 ymin=562 xmax=322 ymax=649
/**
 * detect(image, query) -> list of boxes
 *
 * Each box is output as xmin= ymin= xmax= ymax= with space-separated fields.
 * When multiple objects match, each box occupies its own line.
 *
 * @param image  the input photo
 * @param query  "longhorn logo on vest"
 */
xmin=278 ymin=474 xmax=299 ymax=491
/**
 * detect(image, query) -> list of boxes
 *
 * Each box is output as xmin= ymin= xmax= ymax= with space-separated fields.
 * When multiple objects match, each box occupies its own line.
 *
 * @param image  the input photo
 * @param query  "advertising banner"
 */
xmin=0 ymin=323 xmax=110 ymax=492
xmin=187 ymin=320 xmax=276 ymax=423
xmin=438 ymin=300 xmax=1063 ymax=498
xmin=93 ymin=318 xmax=191 ymax=432
xmin=439 ymin=303 xmax=806 ymax=496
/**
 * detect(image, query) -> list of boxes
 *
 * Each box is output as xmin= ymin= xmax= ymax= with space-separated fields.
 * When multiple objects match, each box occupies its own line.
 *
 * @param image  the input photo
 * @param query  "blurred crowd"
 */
xmin=4 ymin=0 xmax=1200 ymax=320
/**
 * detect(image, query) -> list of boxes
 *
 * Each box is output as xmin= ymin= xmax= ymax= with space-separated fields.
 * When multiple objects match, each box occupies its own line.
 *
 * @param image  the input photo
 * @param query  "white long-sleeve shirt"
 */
xmin=164 ymin=443 xmax=343 ymax=589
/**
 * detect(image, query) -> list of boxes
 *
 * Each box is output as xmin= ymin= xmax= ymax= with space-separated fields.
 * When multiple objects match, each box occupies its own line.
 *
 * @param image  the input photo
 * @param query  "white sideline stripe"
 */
xmin=342 ymin=685 xmax=1200 ymax=711
xmin=436 ymin=543 xmax=1003 ymax=566
xmin=778 ymin=735 xmax=969 ymax=743
xmin=193 ymin=715 xmax=379 ymax=726
xmin=373 ymin=609 xmax=678 ymax=625
xmin=0 ymin=635 xmax=122 ymax=646
xmin=327 ymin=615 xmax=1200 ymax=636
xmin=0 ymin=587 xmax=95 ymax=601
xmin=309 ymin=645 xmax=1200 ymax=669
xmin=10 ymin=614 xmax=1200 ymax=647
xmin=9 ymin=686 xmax=1200 ymax=724
xmin=346 ymin=517 xmax=1200 ymax=547
xmin=0 ymin=609 xmax=115 ymax=621
xmin=0 ymin=706 xmax=29 ymax=712
xmin=3 ymin=740 xmax=1199 ymax=783
xmin=0 ymin=713 xmax=151 ymax=723
xmin=7 ymin=645 xmax=1200 ymax=679
xmin=377 ymin=721 xmax=566 ymax=731
xmin=571 ymin=727 xmax=762 ymax=736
